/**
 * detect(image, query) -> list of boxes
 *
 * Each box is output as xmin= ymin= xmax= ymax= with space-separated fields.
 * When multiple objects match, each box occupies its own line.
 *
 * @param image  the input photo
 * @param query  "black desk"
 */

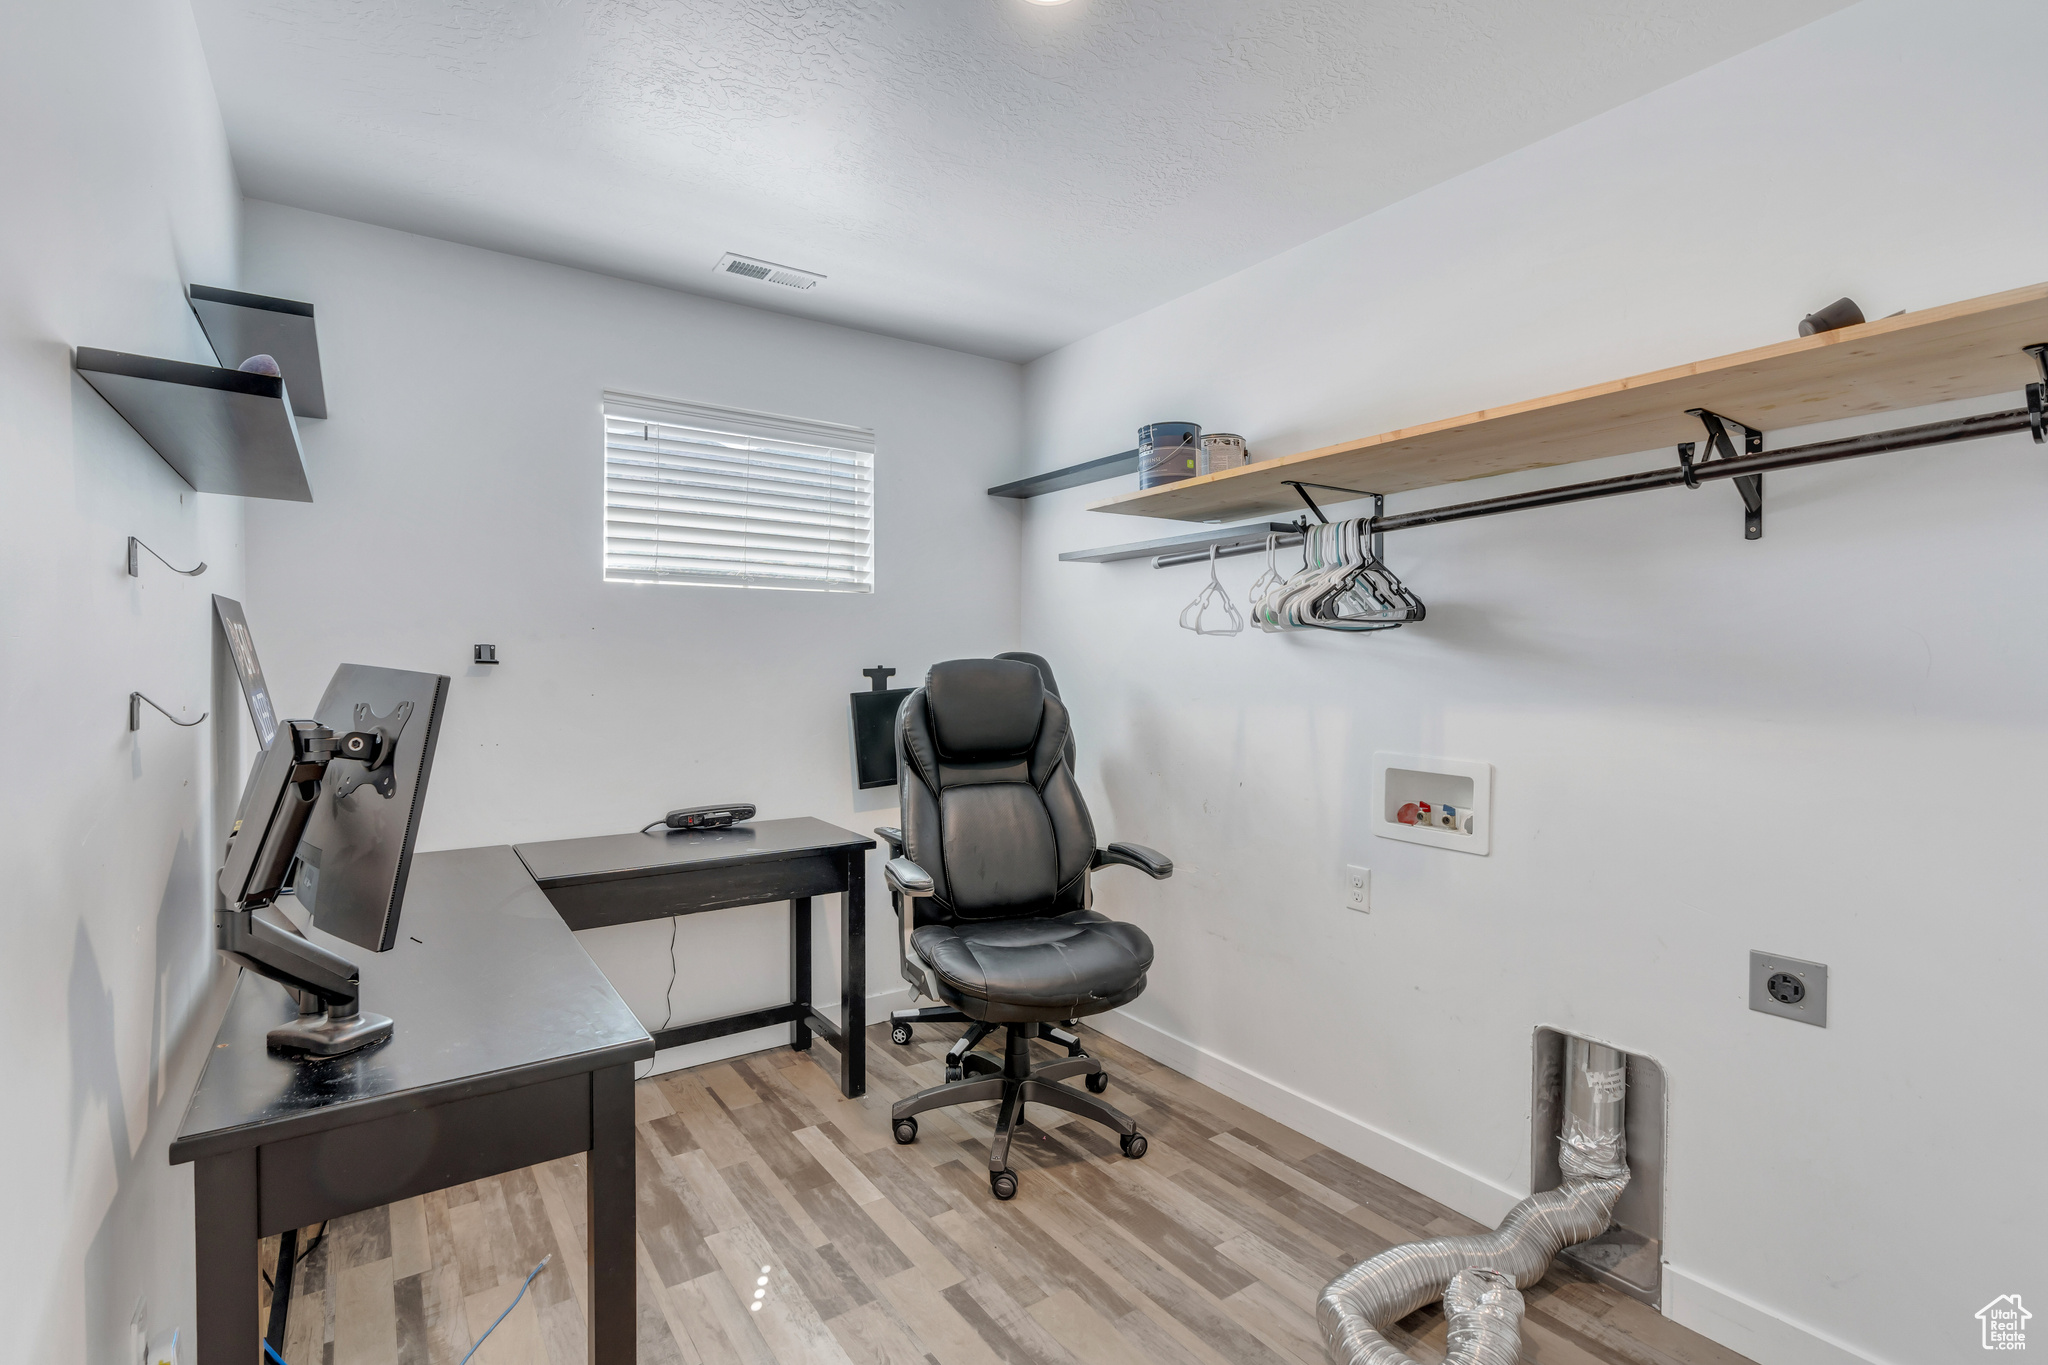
xmin=169 ymin=846 xmax=653 ymax=1365
xmin=516 ymin=816 xmax=876 ymax=1099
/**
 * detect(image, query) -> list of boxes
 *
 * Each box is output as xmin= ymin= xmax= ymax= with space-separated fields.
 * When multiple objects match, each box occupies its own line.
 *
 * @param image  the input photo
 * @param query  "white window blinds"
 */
xmin=603 ymin=392 xmax=875 ymax=592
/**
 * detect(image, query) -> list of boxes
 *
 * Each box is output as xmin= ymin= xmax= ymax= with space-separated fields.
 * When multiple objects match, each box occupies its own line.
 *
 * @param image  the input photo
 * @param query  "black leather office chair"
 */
xmin=881 ymin=651 xmax=1078 ymax=1052
xmin=881 ymin=658 xmax=1172 ymax=1199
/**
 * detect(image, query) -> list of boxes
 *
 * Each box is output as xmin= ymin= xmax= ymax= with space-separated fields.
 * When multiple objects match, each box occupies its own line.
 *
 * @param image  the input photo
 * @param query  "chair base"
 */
xmin=890 ymin=1023 xmax=1144 ymax=1196
xmin=889 ymin=1005 xmax=1087 ymax=1061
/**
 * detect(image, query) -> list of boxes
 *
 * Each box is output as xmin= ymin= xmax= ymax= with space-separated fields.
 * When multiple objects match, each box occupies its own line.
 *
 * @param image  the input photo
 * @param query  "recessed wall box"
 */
xmin=1531 ymin=1028 xmax=1666 ymax=1308
xmin=1373 ymin=753 xmax=1491 ymax=854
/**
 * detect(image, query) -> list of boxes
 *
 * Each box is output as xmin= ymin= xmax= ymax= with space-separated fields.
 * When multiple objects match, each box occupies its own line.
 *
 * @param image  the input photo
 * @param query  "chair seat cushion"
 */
xmin=912 ymin=911 xmax=1154 ymax=1024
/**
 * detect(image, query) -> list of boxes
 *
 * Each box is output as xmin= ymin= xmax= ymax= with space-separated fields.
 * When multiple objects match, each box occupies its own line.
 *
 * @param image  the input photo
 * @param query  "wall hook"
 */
xmin=128 ymin=536 xmax=206 ymax=577
xmin=131 ymin=692 xmax=207 ymax=731
xmin=473 ymin=644 xmax=500 ymax=665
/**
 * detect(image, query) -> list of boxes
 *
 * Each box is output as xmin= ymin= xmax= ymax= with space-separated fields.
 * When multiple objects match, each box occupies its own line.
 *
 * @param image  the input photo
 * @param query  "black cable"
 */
xmin=636 ymin=916 xmax=680 ymax=1081
xmin=260 ymin=1222 xmax=327 ymax=1291
xmin=639 ymin=819 xmax=668 ymax=834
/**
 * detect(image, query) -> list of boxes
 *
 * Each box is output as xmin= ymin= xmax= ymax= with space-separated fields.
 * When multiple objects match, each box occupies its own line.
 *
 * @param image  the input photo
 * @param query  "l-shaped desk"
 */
xmin=170 ymin=818 xmax=875 ymax=1365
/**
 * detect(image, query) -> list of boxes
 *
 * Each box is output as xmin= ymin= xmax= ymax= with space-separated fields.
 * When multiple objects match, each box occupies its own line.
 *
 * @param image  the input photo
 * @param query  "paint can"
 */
xmin=1138 ymin=422 xmax=1201 ymax=487
xmin=1199 ymin=433 xmax=1246 ymax=475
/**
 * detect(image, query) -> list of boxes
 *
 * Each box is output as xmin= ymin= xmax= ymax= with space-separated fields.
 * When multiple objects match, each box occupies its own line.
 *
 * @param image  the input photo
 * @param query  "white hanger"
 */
xmin=1179 ymin=544 xmax=1245 ymax=636
xmin=1254 ymin=519 xmax=1424 ymax=633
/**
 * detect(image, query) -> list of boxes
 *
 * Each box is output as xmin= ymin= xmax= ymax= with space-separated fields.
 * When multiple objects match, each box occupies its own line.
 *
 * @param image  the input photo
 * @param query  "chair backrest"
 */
xmin=897 ymin=658 xmax=1095 ymax=927
xmin=994 ymin=651 xmax=1076 ymax=768
xmin=994 ymin=651 xmax=1060 ymax=698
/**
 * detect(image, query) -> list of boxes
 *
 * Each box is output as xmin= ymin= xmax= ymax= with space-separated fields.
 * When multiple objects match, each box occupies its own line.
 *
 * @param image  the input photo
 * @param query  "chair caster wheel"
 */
xmin=990 ymin=1169 xmax=1018 ymax=1200
xmin=893 ymin=1117 xmax=918 ymax=1145
xmin=945 ymin=1065 xmax=963 ymax=1084
xmin=891 ymin=1023 xmax=913 ymax=1045
xmin=1085 ymin=1071 xmax=1110 ymax=1094
xmin=1120 ymin=1132 xmax=1148 ymax=1160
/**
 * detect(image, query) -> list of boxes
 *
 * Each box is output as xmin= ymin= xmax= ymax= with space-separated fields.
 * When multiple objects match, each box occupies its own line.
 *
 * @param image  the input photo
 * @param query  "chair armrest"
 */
xmin=885 ymin=857 xmax=935 ymax=898
xmin=874 ymin=826 xmax=904 ymax=857
xmin=1093 ymin=843 xmax=1173 ymax=879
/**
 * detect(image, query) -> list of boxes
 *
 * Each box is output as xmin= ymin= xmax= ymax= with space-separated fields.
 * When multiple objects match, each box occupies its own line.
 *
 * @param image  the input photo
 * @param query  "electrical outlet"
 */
xmin=1749 ymin=951 xmax=1827 ymax=1027
xmin=1345 ymin=865 xmax=1370 ymax=913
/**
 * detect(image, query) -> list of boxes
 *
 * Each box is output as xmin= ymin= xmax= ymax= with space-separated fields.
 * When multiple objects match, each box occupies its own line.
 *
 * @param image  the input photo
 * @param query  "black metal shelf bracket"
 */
xmin=2026 ymin=343 xmax=2047 ymax=444
xmin=1286 ymin=480 xmax=1388 ymax=559
xmin=1683 ymin=409 xmax=1764 ymax=540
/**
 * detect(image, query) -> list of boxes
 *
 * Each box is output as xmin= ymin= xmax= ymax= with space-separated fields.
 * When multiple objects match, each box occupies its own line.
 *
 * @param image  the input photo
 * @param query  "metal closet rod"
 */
xmin=1152 ymin=405 xmax=2034 ymax=567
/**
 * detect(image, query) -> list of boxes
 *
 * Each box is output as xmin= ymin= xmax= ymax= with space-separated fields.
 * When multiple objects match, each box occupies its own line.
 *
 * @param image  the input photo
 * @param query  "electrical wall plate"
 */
xmin=1372 ymin=753 xmax=1491 ymax=855
xmin=1749 ymin=951 xmax=1827 ymax=1027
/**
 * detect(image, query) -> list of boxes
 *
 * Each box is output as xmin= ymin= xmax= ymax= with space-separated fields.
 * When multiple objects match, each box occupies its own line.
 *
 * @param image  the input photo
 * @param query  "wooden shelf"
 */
xmin=189 ymin=285 xmax=328 ymax=419
xmin=76 ymin=348 xmax=312 ymax=502
xmin=1089 ymin=280 xmax=2048 ymax=523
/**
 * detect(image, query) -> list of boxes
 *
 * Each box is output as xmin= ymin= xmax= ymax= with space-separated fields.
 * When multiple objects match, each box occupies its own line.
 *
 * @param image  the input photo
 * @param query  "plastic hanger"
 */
xmin=1179 ymin=544 xmax=1245 ymax=636
xmin=1254 ymin=519 xmax=1424 ymax=633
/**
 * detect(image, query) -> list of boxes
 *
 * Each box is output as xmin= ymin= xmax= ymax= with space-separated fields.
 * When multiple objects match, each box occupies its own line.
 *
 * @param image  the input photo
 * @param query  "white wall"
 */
xmin=1017 ymin=2 xmax=2047 ymax=1363
xmin=240 ymin=202 xmax=1024 ymax=1071
xmin=0 ymin=1 xmax=247 ymax=1361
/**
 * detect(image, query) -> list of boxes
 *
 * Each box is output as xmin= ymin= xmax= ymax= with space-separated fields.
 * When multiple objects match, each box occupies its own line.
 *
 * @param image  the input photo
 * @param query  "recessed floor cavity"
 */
xmin=254 ymin=1022 xmax=1751 ymax=1364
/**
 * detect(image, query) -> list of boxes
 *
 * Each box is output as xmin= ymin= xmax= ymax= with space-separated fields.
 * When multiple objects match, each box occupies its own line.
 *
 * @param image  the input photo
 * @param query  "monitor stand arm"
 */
xmin=217 ymin=901 xmax=394 ymax=1057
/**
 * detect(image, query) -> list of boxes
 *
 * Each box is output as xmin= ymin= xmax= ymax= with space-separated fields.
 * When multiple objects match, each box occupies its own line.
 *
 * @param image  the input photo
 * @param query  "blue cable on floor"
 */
xmin=259 ymin=1254 xmax=551 ymax=1365
xmin=459 ymin=1255 xmax=551 ymax=1365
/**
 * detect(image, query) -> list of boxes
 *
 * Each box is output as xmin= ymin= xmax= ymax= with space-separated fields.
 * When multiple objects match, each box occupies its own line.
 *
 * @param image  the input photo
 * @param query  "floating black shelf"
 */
xmin=75 ymin=347 xmax=312 ymax=502
xmin=189 ymin=285 xmax=327 ymax=419
xmin=988 ymin=449 xmax=1139 ymax=499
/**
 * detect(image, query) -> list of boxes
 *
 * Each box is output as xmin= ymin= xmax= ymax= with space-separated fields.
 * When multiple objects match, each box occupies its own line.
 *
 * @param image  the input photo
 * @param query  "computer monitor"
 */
xmin=216 ymin=662 xmax=449 ymax=1056
xmin=293 ymin=663 xmax=448 ymax=953
xmin=213 ymin=594 xmax=280 ymax=749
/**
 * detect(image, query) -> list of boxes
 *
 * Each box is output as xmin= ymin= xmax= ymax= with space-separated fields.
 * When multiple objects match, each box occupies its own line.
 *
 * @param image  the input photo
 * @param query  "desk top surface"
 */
xmin=514 ymin=816 xmax=875 ymax=889
xmin=170 ymin=845 xmax=653 ymax=1164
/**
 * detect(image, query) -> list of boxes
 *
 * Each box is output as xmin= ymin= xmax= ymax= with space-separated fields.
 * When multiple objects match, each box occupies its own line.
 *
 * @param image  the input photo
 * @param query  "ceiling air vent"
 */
xmin=714 ymin=253 xmax=824 ymax=290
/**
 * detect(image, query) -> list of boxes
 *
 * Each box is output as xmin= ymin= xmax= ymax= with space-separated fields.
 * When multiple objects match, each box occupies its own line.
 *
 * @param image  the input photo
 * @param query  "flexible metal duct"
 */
xmin=1318 ymin=1038 xmax=1631 ymax=1365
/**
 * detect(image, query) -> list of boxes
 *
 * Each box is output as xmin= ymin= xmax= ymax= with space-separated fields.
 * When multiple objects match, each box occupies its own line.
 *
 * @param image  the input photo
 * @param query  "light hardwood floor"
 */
xmin=256 ymin=1021 xmax=1754 ymax=1365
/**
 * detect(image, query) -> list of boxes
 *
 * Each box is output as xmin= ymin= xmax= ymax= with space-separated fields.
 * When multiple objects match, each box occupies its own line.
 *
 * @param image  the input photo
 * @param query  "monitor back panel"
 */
xmin=295 ymin=664 xmax=449 ymax=953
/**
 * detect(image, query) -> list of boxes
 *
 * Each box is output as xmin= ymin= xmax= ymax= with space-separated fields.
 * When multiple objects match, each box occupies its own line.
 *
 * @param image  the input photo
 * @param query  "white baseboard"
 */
xmin=1664 ymin=1267 xmax=1885 ymax=1365
xmin=1087 ymin=1007 xmax=1524 ymax=1223
xmin=1090 ymin=1006 xmax=1879 ymax=1365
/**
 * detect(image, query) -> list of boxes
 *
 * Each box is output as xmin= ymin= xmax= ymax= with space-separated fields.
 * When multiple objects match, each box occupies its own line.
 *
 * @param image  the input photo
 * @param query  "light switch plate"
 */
xmin=1749 ymin=951 xmax=1827 ymax=1027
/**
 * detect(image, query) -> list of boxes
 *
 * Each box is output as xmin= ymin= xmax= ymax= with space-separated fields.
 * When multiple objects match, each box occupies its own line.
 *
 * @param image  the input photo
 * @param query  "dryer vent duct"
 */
xmin=715 ymin=253 xmax=824 ymax=290
xmin=1317 ymin=1037 xmax=1630 ymax=1365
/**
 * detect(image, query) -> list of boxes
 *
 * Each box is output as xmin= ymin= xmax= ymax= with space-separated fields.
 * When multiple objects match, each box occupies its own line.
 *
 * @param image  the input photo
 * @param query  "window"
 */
xmin=603 ymin=391 xmax=874 ymax=592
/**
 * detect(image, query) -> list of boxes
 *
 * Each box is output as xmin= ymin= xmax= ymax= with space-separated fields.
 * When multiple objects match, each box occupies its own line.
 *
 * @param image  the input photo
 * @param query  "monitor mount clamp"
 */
xmin=216 ymin=716 xmax=404 ymax=1057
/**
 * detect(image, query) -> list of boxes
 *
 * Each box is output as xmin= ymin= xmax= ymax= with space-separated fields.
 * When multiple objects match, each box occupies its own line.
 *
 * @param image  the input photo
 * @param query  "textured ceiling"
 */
xmin=191 ymin=0 xmax=1854 ymax=360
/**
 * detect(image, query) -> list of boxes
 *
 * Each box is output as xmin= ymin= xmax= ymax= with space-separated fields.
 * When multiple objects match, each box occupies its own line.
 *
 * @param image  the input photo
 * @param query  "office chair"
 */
xmin=881 ymin=658 xmax=1172 ymax=1198
xmin=880 ymin=653 xmax=1082 ymax=1062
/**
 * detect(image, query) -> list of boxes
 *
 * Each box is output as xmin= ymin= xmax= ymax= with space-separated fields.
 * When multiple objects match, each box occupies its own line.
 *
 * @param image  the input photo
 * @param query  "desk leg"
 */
xmin=790 ymin=896 xmax=812 ymax=1051
xmin=587 ymin=1063 xmax=635 ymax=1365
xmin=840 ymin=850 xmax=867 ymax=1098
xmin=193 ymin=1148 xmax=258 ymax=1365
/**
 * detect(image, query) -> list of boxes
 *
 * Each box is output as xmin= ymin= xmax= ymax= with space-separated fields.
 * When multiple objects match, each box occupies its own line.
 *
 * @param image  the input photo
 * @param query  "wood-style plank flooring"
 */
xmin=256 ymin=1021 xmax=1754 ymax=1365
